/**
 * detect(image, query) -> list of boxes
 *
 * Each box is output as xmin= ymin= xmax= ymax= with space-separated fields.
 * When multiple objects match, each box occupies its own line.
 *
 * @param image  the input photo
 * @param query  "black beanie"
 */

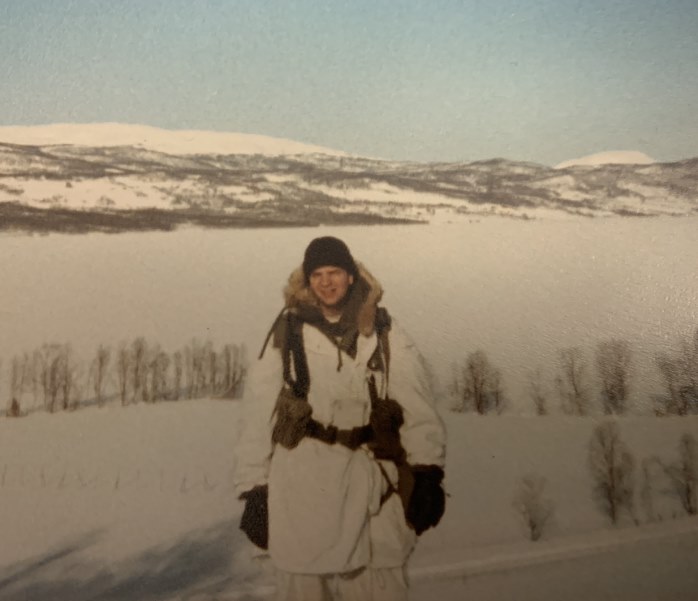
xmin=302 ymin=237 xmax=357 ymax=281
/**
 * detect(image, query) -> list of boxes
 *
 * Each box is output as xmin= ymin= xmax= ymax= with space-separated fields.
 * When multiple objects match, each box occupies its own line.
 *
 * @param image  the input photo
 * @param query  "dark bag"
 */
xmin=271 ymin=386 xmax=313 ymax=449
xmin=239 ymin=485 xmax=269 ymax=549
xmin=368 ymin=395 xmax=406 ymax=463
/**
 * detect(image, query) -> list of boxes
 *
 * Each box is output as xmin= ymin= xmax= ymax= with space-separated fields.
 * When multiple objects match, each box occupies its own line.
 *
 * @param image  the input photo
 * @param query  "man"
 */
xmin=234 ymin=236 xmax=446 ymax=601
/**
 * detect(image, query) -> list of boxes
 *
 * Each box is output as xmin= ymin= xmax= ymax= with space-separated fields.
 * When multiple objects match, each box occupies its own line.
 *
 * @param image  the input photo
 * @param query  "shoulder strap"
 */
xmin=258 ymin=308 xmax=310 ymax=398
xmin=375 ymin=307 xmax=392 ymax=393
xmin=258 ymin=307 xmax=286 ymax=360
xmin=284 ymin=312 xmax=310 ymax=398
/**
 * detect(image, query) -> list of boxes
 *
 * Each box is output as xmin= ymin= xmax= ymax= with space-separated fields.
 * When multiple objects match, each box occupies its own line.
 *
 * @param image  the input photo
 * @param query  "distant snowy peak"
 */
xmin=0 ymin=123 xmax=347 ymax=157
xmin=554 ymin=150 xmax=655 ymax=169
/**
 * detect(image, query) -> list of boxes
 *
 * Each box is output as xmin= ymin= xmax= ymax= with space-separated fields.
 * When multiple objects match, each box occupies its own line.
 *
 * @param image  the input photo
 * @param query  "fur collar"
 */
xmin=283 ymin=262 xmax=384 ymax=337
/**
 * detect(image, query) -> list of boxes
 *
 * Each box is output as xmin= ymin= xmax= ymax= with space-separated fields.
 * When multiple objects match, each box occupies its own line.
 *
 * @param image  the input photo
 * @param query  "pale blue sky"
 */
xmin=1 ymin=0 xmax=697 ymax=164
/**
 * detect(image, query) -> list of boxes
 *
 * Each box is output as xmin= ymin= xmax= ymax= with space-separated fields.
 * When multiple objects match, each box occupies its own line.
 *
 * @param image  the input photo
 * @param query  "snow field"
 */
xmin=1 ymin=399 xmax=697 ymax=600
xmin=0 ymin=217 xmax=697 ymax=599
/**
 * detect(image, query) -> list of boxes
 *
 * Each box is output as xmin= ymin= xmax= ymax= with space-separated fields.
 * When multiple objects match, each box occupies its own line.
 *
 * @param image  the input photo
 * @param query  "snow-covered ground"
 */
xmin=1 ymin=217 xmax=697 ymax=599
xmin=0 ymin=400 xmax=696 ymax=600
xmin=411 ymin=524 xmax=698 ymax=601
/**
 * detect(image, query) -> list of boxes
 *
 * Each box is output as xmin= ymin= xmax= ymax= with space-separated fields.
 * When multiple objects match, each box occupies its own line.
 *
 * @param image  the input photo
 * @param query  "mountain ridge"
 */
xmin=0 ymin=126 xmax=696 ymax=232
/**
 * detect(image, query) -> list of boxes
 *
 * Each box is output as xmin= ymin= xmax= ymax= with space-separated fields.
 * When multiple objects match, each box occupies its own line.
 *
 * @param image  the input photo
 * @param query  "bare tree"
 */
xmin=7 ymin=397 xmax=21 ymax=417
xmin=173 ymin=350 xmax=183 ymax=400
xmin=206 ymin=342 xmax=218 ymax=395
xmin=463 ymin=350 xmax=489 ymax=414
xmin=596 ymin=339 xmax=633 ymax=415
xmin=32 ymin=344 xmax=81 ymax=412
xmin=512 ymin=474 xmax=554 ymax=541
xmin=527 ymin=367 xmax=548 ymax=416
xmin=655 ymin=328 xmax=698 ymax=415
xmin=116 ymin=343 xmax=132 ymax=406
xmin=184 ymin=339 xmax=208 ymax=399
xmin=184 ymin=343 xmax=196 ymax=399
xmin=8 ymin=357 xmax=26 ymax=417
xmin=10 ymin=355 xmax=28 ymax=410
xmin=662 ymin=433 xmax=697 ymax=516
xmin=36 ymin=343 xmax=65 ymax=413
xmin=59 ymin=344 xmax=80 ymax=411
xmin=29 ymin=350 xmax=42 ymax=407
xmin=452 ymin=350 xmax=504 ymax=414
xmin=656 ymin=355 xmax=681 ymax=415
xmin=195 ymin=341 xmax=209 ymax=396
xmin=174 ymin=340 xmax=248 ymax=400
xmin=149 ymin=347 xmax=170 ymax=402
xmin=221 ymin=343 xmax=247 ymax=398
xmin=131 ymin=337 xmax=148 ymax=403
xmin=489 ymin=367 xmax=505 ymax=414
xmin=556 ymin=347 xmax=590 ymax=416
xmin=90 ymin=344 xmax=111 ymax=407
xmin=588 ymin=420 xmax=636 ymax=525
xmin=640 ymin=456 xmax=659 ymax=523
xmin=35 ymin=344 xmax=55 ymax=411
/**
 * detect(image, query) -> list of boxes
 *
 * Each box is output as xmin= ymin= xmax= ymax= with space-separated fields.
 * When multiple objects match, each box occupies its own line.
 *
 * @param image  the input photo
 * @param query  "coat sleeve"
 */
xmin=388 ymin=320 xmax=446 ymax=468
xmin=233 ymin=343 xmax=283 ymax=496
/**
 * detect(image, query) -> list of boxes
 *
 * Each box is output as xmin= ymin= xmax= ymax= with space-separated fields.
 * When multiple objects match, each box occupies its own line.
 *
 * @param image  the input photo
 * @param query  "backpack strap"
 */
xmin=370 ymin=307 xmax=392 ymax=396
xmin=259 ymin=309 xmax=311 ymax=399
xmin=284 ymin=312 xmax=310 ymax=399
xmin=258 ymin=307 xmax=286 ymax=360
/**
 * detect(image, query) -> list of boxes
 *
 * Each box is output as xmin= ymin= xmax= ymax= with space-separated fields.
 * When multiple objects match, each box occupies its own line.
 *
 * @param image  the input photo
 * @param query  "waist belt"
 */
xmin=305 ymin=419 xmax=373 ymax=450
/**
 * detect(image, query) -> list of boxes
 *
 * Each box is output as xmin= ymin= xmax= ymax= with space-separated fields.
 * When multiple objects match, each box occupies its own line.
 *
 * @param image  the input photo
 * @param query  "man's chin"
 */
xmin=317 ymin=295 xmax=348 ymax=314
xmin=319 ymin=299 xmax=340 ymax=309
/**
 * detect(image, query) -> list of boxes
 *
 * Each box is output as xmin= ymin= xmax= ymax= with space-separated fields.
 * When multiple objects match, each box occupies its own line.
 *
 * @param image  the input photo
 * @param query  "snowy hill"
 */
xmin=0 ymin=399 xmax=696 ymax=600
xmin=554 ymin=150 xmax=655 ymax=169
xmin=0 ymin=125 xmax=697 ymax=232
xmin=0 ymin=123 xmax=347 ymax=157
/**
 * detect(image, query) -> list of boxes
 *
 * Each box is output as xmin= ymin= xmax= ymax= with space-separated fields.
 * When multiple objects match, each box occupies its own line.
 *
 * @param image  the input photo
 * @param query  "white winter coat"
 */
xmin=234 ymin=264 xmax=446 ymax=574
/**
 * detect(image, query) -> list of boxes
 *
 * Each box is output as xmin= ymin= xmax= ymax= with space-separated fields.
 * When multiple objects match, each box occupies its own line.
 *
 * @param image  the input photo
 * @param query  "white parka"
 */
xmin=234 ymin=263 xmax=446 ymax=574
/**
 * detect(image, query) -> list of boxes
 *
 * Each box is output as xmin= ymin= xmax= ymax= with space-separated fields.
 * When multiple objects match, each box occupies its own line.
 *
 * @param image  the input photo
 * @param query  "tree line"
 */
xmin=451 ymin=327 xmax=698 ymax=416
xmin=512 ymin=423 xmax=697 ymax=542
xmin=3 ymin=325 xmax=696 ymax=418
xmin=4 ymin=338 xmax=247 ymax=417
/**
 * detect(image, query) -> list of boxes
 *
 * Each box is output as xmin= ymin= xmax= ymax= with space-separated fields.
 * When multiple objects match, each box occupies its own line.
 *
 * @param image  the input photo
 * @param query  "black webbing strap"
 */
xmin=258 ymin=307 xmax=285 ymax=360
xmin=376 ymin=460 xmax=398 ymax=506
xmin=306 ymin=419 xmax=373 ymax=450
xmin=283 ymin=312 xmax=310 ymax=399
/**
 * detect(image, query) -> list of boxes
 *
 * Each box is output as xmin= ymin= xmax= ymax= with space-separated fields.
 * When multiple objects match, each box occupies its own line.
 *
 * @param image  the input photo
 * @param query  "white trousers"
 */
xmin=276 ymin=566 xmax=409 ymax=601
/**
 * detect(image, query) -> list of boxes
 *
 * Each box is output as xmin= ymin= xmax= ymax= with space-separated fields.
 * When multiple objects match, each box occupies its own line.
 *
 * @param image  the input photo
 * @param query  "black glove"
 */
xmin=239 ymin=485 xmax=269 ymax=549
xmin=405 ymin=465 xmax=445 ymax=535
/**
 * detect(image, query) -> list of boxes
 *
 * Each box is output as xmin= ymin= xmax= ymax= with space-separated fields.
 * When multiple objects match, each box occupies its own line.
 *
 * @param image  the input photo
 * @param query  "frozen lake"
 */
xmin=1 ymin=216 xmax=696 ymax=413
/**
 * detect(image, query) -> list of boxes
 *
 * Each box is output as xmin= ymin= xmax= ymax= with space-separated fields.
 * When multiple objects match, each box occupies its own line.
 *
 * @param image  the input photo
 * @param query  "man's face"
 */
xmin=309 ymin=266 xmax=354 ymax=313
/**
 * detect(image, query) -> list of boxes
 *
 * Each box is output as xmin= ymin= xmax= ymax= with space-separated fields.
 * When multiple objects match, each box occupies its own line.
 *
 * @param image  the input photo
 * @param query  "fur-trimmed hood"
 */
xmin=283 ymin=262 xmax=383 ymax=337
